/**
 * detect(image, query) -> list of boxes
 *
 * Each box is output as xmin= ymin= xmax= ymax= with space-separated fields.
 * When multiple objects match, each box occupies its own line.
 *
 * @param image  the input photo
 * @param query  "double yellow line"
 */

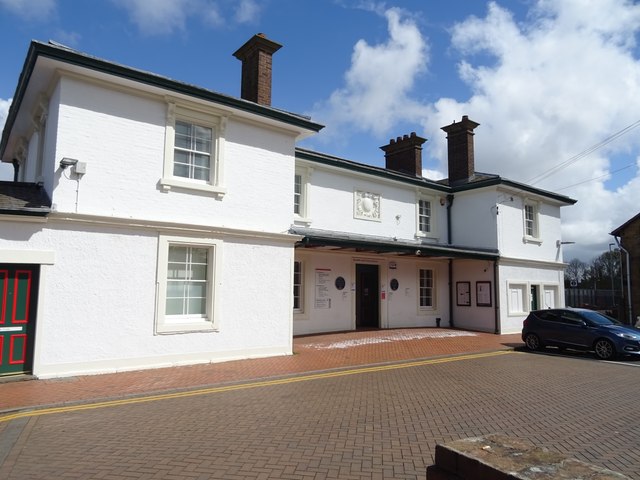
xmin=0 ymin=350 xmax=513 ymax=423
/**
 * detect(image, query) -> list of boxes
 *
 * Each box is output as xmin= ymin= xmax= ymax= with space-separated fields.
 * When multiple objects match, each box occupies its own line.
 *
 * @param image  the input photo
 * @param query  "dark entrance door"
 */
xmin=356 ymin=264 xmax=379 ymax=329
xmin=0 ymin=265 xmax=39 ymax=376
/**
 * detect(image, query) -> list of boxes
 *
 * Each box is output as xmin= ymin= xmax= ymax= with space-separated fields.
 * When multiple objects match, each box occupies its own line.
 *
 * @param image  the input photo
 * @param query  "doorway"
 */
xmin=356 ymin=264 xmax=379 ymax=329
xmin=0 ymin=265 xmax=39 ymax=376
xmin=530 ymin=285 xmax=540 ymax=311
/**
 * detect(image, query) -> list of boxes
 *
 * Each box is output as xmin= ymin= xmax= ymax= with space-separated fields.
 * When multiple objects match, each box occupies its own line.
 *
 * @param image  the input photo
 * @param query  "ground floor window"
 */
xmin=293 ymin=260 xmax=303 ymax=312
xmin=507 ymin=283 xmax=527 ymax=315
xmin=156 ymin=235 xmax=221 ymax=334
xmin=419 ymin=268 xmax=434 ymax=309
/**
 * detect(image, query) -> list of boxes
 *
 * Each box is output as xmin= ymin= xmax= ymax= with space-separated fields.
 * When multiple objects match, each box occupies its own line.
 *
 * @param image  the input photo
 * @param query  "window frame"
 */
xmin=294 ymin=166 xmax=312 ymax=224
xmin=155 ymin=235 xmax=222 ymax=334
xmin=293 ymin=260 xmax=304 ymax=313
xmin=418 ymin=268 xmax=435 ymax=311
xmin=523 ymin=200 xmax=541 ymax=243
xmin=160 ymin=102 xmax=227 ymax=196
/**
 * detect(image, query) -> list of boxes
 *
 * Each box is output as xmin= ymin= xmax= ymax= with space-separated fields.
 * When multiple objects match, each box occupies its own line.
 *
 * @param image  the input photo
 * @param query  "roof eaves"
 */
xmin=2 ymin=41 xmax=324 ymax=158
xmin=295 ymin=147 xmax=450 ymax=193
xmin=610 ymin=211 xmax=640 ymax=236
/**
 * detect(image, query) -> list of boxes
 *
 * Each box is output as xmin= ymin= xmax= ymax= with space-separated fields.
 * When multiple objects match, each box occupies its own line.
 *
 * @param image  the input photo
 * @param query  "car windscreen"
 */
xmin=579 ymin=310 xmax=620 ymax=326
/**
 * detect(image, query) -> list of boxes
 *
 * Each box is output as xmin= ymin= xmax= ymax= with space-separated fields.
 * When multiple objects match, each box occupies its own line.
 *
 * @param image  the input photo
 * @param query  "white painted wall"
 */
xmin=303 ymin=165 xmax=448 ymax=243
xmin=47 ymin=77 xmax=297 ymax=233
xmin=293 ymin=250 xmax=449 ymax=335
xmin=497 ymin=260 xmax=565 ymax=334
xmin=449 ymin=188 xmax=498 ymax=249
xmin=0 ymin=219 xmax=295 ymax=378
xmin=451 ymin=259 xmax=496 ymax=333
xmin=497 ymin=195 xmax=564 ymax=262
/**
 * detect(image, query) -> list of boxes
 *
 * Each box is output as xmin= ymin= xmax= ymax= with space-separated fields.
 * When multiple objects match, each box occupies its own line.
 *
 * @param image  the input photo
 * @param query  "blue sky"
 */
xmin=1 ymin=0 xmax=640 ymax=262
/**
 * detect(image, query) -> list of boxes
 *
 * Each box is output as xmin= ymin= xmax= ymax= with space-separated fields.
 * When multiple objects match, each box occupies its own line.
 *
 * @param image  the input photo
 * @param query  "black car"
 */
xmin=522 ymin=308 xmax=640 ymax=360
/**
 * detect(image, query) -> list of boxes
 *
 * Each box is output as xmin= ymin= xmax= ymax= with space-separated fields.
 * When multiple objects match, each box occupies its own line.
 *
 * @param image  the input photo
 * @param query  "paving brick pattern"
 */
xmin=0 ymin=329 xmax=521 ymax=412
xmin=0 ymin=338 xmax=639 ymax=479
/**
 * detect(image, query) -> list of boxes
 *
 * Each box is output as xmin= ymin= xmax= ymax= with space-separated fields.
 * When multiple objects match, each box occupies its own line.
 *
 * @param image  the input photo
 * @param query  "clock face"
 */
xmin=390 ymin=279 xmax=399 ymax=291
xmin=335 ymin=276 xmax=346 ymax=290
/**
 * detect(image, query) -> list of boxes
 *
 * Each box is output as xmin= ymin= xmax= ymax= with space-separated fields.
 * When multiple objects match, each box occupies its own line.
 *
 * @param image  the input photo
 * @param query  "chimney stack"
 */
xmin=233 ymin=33 xmax=282 ymax=106
xmin=441 ymin=115 xmax=480 ymax=185
xmin=380 ymin=132 xmax=427 ymax=177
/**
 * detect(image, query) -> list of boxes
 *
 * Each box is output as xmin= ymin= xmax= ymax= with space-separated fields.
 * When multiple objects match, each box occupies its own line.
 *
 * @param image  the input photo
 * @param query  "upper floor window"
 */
xmin=160 ymin=102 xmax=227 ymax=196
xmin=418 ymin=199 xmax=431 ymax=233
xmin=174 ymin=121 xmax=212 ymax=181
xmin=294 ymin=174 xmax=302 ymax=215
xmin=294 ymin=167 xmax=311 ymax=223
xmin=523 ymin=200 xmax=541 ymax=242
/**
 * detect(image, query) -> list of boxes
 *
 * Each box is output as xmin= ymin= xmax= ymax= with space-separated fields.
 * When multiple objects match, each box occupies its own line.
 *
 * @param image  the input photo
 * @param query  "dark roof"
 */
xmin=0 ymin=181 xmax=51 ymax=216
xmin=290 ymin=226 xmax=499 ymax=260
xmin=1 ymin=40 xmax=324 ymax=159
xmin=295 ymin=148 xmax=450 ymax=192
xmin=610 ymin=211 xmax=640 ymax=236
xmin=296 ymin=148 xmax=577 ymax=205
xmin=439 ymin=171 xmax=577 ymax=205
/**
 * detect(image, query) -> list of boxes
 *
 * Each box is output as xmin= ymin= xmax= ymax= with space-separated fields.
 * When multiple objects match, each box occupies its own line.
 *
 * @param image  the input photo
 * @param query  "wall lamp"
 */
xmin=60 ymin=157 xmax=79 ymax=169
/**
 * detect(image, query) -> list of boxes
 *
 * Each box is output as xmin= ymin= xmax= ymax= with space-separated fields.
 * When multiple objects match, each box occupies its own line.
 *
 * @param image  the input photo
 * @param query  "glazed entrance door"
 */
xmin=0 ymin=265 xmax=38 ymax=376
xmin=356 ymin=264 xmax=379 ymax=329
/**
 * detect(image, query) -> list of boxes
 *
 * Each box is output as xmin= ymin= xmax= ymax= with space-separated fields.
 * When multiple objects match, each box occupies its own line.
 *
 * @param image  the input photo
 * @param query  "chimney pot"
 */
xmin=441 ymin=115 xmax=480 ymax=185
xmin=380 ymin=132 xmax=427 ymax=177
xmin=233 ymin=33 xmax=282 ymax=106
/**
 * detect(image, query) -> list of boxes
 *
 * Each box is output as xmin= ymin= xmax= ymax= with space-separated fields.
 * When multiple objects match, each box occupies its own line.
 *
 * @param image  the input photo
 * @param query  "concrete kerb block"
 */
xmin=428 ymin=434 xmax=630 ymax=480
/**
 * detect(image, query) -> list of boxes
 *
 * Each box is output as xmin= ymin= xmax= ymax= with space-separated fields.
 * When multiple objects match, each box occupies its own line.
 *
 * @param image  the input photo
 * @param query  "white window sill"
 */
xmin=293 ymin=216 xmax=312 ymax=226
xmin=156 ymin=320 xmax=217 ymax=334
xmin=416 ymin=232 xmax=438 ymax=240
xmin=160 ymin=178 xmax=227 ymax=197
xmin=523 ymin=236 xmax=543 ymax=245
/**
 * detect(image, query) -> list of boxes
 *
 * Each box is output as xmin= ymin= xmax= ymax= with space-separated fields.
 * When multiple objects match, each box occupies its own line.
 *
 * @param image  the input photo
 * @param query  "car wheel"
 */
xmin=524 ymin=333 xmax=541 ymax=351
xmin=594 ymin=339 xmax=616 ymax=360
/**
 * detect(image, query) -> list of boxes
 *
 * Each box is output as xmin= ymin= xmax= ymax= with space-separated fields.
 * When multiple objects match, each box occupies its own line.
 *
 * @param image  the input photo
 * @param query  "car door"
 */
xmin=554 ymin=311 xmax=592 ymax=348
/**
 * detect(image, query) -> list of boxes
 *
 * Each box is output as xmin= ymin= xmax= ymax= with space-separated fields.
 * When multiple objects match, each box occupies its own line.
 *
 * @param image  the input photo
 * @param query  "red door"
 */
xmin=0 ymin=265 xmax=38 ymax=376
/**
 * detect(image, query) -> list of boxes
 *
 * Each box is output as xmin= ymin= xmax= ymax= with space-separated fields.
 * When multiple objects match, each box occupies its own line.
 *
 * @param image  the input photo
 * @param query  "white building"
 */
xmin=0 ymin=36 xmax=575 ymax=379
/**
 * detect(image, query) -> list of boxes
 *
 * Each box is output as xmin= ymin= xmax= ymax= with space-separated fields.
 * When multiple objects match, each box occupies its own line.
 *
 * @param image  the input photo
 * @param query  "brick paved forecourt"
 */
xmin=0 ymin=331 xmax=638 ymax=479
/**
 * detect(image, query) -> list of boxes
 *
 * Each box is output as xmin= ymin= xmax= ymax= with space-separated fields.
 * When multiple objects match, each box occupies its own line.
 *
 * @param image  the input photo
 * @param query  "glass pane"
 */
xmin=193 ymin=166 xmax=210 ymax=181
xmin=174 ymin=150 xmax=190 ymax=165
xmin=173 ymin=163 xmax=189 ymax=178
xmin=167 ymin=263 xmax=188 ymax=279
xmin=191 ymin=248 xmax=208 ymax=264
xmin=166 ymin=298 xmax=184 ymax=315
xmin=188 ymin=297 xmax=206 ymax=315
xmin=168 ymin=246 xmax=187 ymax=262
xmin=188 ymin=281 xmax=207 ymax=298
xmin=166 ymin=281 xmax=185 ymax=298
xmin=191 ymin=264 xmax=207 ymax=280
xmin=193 ymin=153 xmax=210 ymax=168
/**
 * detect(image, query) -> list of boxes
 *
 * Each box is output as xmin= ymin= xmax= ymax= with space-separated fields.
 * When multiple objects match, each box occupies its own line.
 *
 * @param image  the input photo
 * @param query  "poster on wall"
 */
xmin=476 ymin=281 xmax=492 ymax=307
xmin=315 ymin=268 xmax=332 ymax=309
xmin=456 ymin=281 xmax=471 ymax=306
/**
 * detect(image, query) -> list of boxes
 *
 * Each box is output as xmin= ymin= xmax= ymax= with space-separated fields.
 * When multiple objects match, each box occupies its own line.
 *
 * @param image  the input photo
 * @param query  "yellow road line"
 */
xmin=0 ymin=350 xmax=513 ymax=423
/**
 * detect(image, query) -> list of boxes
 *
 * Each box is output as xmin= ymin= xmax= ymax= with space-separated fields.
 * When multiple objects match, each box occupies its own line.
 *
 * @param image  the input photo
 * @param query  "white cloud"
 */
xmin=309 ymin=7 xmax=428 ymax=140
xmin=419 ymin=0 xmax=640 ymax=260
xmin=111 ymin=0 xmax=263 ymax=35
xmin=309 ymin=0 xmax=640 ymax=261
xmin=234 ymin=0 xmax=260 ymax=24
xmin=0 ymin=0 xmax=55 ymax=20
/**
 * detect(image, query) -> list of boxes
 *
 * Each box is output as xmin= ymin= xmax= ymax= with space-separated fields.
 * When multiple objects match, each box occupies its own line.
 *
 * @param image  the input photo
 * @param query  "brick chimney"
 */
xmin=441 ymin=115 xmax=480 ymax=184
xmin=380 ymin=132 xmax=427 ymax=177
xmin=233 ymin=33 xmax=282 ymax=106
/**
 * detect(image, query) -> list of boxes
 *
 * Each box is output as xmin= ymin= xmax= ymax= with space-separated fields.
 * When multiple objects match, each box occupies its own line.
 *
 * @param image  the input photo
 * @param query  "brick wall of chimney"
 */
xmin=441 ymin=115 xmax=480 ymax=185
xmin=380 ymin=132 xmax=427 ymax=177
xmin=233 ymin=33 xmax=282 ymax=106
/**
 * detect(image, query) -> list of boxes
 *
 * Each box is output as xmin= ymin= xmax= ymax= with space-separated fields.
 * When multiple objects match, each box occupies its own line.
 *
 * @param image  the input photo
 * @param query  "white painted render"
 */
xmin=0 ymin=218 xmax=296 ymax=378
xmin=301 ymin=163 xmax=447 ymax=243
xmin=293 ymin=250 xmax=450 ymax=335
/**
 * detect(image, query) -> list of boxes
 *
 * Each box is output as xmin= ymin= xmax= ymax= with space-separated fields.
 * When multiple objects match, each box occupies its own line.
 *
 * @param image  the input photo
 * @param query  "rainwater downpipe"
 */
xmin=614 ymin=236 xmax=633 ymax=325
xmin=493 ymin=259 xmax=500 ymax=334
xmin=12 ymin=159 xmax=19 ymax=182
xmin=447 ymin=194 xmax=454 ymax=328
